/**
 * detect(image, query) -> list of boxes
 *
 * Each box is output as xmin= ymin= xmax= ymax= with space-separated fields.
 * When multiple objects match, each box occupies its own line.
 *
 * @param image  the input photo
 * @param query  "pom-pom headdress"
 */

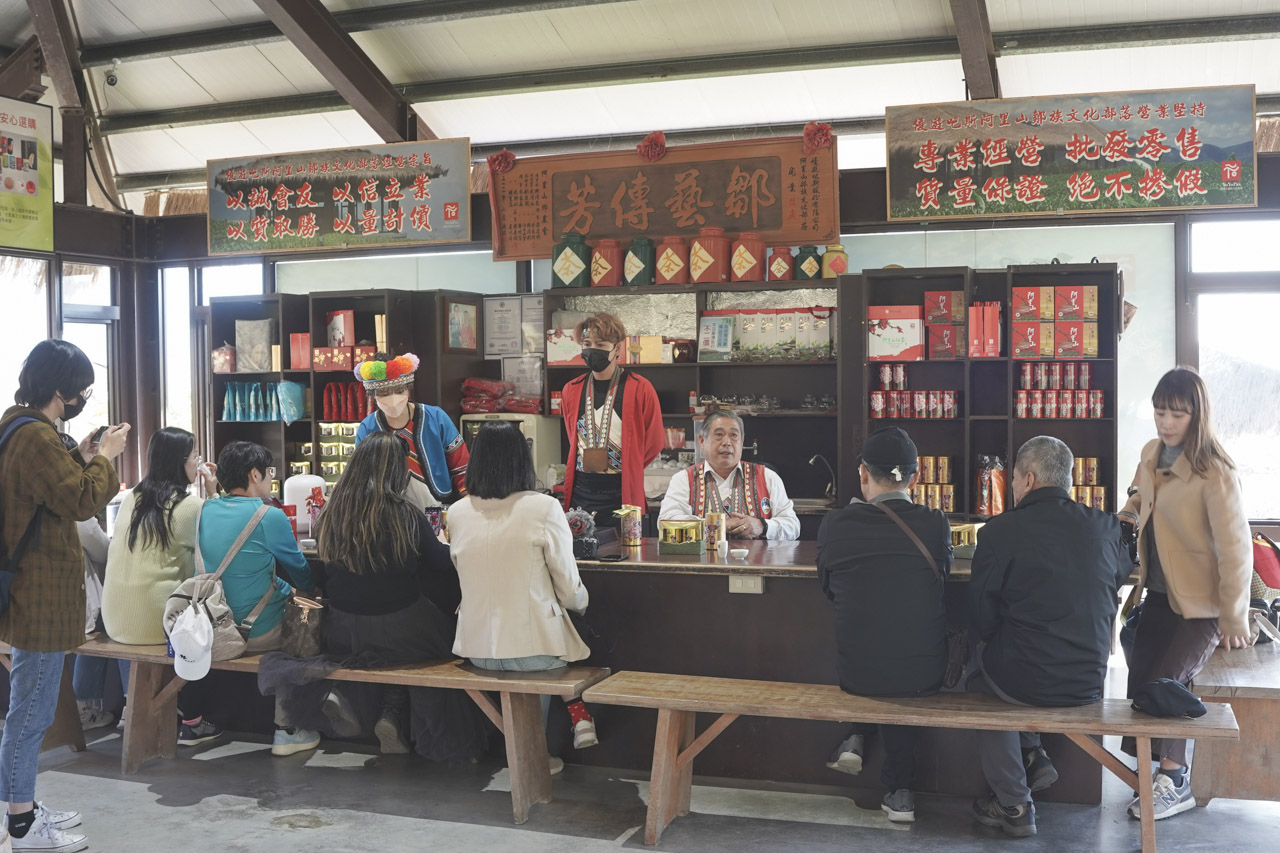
xmin=355 ymin=352 xmax=420 ymax=391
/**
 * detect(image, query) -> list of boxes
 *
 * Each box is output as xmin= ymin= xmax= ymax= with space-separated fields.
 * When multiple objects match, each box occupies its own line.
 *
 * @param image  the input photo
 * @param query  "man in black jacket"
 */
xmin=818 ymin=427 xmax=952 ymax=824
xmin=968 ymin=435 xmax=1130 ymax=838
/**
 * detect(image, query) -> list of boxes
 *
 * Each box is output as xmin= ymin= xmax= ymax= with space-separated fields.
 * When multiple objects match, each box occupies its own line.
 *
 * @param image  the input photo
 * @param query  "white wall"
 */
xmin=844 ymin=222 xmax=1176 ymax=490
xmin=276 ymin=249 xmax=517 ymax=295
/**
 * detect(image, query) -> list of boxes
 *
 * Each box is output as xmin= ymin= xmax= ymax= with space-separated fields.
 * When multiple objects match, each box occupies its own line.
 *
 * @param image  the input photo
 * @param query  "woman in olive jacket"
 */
xmin=0 ymin=340 xmax=128 ymax=851
xmin=1117 ymin=366 xmax=1251 ymax=822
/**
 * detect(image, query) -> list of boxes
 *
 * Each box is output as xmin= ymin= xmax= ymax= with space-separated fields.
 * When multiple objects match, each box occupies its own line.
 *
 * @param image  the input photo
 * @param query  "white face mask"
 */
xmin=377 ymin=391 xmax=410 ymax=420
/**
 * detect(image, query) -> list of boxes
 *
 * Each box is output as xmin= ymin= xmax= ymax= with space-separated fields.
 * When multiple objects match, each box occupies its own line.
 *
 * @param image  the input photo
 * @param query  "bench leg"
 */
xmin=1134 ymin=736 xmax=1156 ymax=853
xmin=645 ymin=708 xmax=695 ymax=846
xmin=122 ymin=661 xmax=182 ymax=775
xmin=501 ymin=691 xmax=552 ymax=825
xmin=0 ymin=652 xmax=86 ymax=755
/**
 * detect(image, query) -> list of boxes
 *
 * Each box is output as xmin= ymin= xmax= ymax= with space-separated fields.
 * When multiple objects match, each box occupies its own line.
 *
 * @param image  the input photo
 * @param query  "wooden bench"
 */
xmin=583 ymin=671 xmax=1239 ymax=851
xmin=1190 ymin=641 xmax=1280 ymax=807
xmin=5 ymin=636 xmax=608 ymax=824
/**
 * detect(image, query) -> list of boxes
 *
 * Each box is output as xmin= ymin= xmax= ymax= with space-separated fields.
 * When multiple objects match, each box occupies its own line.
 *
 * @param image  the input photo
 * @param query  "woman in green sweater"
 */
xmin=101 ymin=427 xmax=217 ymax=644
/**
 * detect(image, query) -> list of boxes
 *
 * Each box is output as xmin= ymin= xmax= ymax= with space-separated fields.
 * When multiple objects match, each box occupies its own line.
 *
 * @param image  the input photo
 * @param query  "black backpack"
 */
xmin=0 ymin=417 xmax=42 ymax=617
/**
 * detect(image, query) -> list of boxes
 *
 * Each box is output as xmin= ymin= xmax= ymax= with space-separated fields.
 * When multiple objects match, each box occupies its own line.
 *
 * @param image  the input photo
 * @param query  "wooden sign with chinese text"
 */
xmin=490 ymin=137 xmax=838 ymax=261
xmin=207 ymin=138 xmax=471 ymax=255
xmin=886 ymin=85 xmax=1256 ymax=221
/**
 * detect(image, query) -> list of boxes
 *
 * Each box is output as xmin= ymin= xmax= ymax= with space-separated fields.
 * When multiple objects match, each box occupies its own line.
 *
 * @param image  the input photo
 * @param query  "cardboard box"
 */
xmin=545 ymin=329 xmax=585 ymax=366
xmin=925 ymin=290 xmax=965 ymax=325
xmin=1055 ymin=321 xmax=1084 ymax=358
xmin=1039 ymin=322 xmax=1056 ymax=358
xmin=352 ymin=345 xmax=376 ymax=366
xmin=1083 ymin=286 xmax=1099 ymax=321
xmin=1012 ymin=286 xmax=1055 ymax=321
xmin=983 ymin=302 xmax=1002 ymax=358
xmin=795 ymin=309 xmax=813 ymax=355
xmin=289 ymin=333 xmax=311 ymax=369
xmin=927 ymin=324 xmax=959 ymax=359
xmin=270 ymin=344 xmax=282 ymax=372
xmin=809 ymin=307 xmax=835 ymax=359
xmin=736 ymin=309 xmax=758 ymax=354
xmin=775 ymin=309 xmax=797 ymax=354
xmin=698 ymin=313 xmax=736 ymax=362
xmin=326 ymin=310 xmax=355 ymax=347
xmin=1011 ymin=321 xmax=1040 ymax=359
xmin=868 ymin=305 xmax=924 ymax=362
xmin=968 ymin=305 xmax=983 ymax=358
xmin=638 ymin=335 xmax=663 ymax=364
xmin=757 ymin=308 xmax=778 ymax=356
xmin=1055 ymin=285 xmax=1084 ymax=321
xmin=1082 ymin=321 xmax=1099 ymax=358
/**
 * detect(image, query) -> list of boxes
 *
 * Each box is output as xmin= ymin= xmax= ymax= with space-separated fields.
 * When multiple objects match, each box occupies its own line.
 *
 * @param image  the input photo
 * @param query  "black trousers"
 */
xmin=570 ymin=471 xmax=622 ymax=529
xmin=848 ymin=723 xmax=919 ymax=791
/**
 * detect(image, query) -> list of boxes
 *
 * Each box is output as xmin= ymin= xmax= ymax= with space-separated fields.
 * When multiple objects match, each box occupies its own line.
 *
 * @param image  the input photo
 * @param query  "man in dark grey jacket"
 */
xmin=968 ymin=435 xmax=1130 ymax=838
xmin=818 ymin=427 xmax=952 ymax=824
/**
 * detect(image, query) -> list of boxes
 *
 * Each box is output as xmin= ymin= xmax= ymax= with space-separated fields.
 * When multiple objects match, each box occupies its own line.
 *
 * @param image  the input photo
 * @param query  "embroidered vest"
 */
xmin=686 ymin=461 xmax=774 ymax=519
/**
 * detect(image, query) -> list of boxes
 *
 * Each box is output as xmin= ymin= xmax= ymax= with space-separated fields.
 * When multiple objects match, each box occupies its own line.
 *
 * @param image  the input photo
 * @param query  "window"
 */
xmin=1192 ymin=220 xmax=1280 ymax=273
xmin=1196 ymin=292 xmax=1280 ymax=518
xmin=59 ymin=322 xmax=111 ymax=430
xmin=0 ymin=255 xmax=50 ymax=389
xmin=162 ymin=266 xmax=194 ymax=431
xmin=200 ymin=262 xmax=263 ymax=305
xmin=61 ymin=261 xmax=113 ymax=305
xmin=59 ymin=261 xmax=118 ymax=431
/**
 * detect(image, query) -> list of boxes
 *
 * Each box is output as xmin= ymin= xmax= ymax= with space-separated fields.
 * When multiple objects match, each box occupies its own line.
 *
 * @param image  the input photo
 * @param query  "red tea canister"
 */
xmin=767 ymin=246 xmax=795 ymax=281
xmin=1044 ymin=389 xmax=1058 ymax=418
xmin=942 ymin=389 xmax=957 ymax=418
xmin=1029 ymin=390 xmax=1043 ymax=418
xmin=689 ymin=226 xmax=729 ymax=284
xmin=1074 ymin=390 xmax=1088 ymax=419
xmin=1015 ymin=390 xmax=1028 ymax=418
xmin=1089 ymin=390 xmax=1104 ymax=418
xmin=1060 ymin=391 xmax=1074 ymax=418
xmin=551 ymin=391 xmax=562 ymax=415
xmin=1064 ymin=362 xmax=1077 ymax=390
xmin=928 ymin=391 xmax=942 ymax=419
xmin=912 ymin=391 xmax=928 ymax=419
xmin=1019 ymin=363 xmax=1033 ymax=390
xmin=1034 ymin=362 xmax=1049 ymax=390
xmin=886 ymin=390 xmax=901 ymax=418
xmin=870 ymin=391 xmax=886 ymax=418
xmin=730 ymin=231 xmax=766 ymax=282
xmin=689 ymin=391 xmax=698 ymax=413
xmin=1049 ymin=362 xmax=1062 ymax=390
xmin=655 ymin=236 xmax=690 ymax=284
xmin=893 ymin=364 xmax=907 ymax=390
xmin=879 ymin=364 xmax=893 ymax=390
xmin=1079 ymin=362 xmax=1091 ymax=390
xmin=590 ymin=238 xmax=623 ymax=287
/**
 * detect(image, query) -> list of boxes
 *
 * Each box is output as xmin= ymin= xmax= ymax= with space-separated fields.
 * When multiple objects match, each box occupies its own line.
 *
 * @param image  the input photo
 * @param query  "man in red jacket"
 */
xmin=560 ymin=313 xmax=663 ymax=528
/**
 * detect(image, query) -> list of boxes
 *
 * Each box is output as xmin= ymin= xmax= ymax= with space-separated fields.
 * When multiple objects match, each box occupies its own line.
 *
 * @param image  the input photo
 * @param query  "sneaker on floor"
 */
xmin=177 ymin=719 xmax=224 ymax=746
xmin=549 ymin=755 xmax=564 ymax=775
xmin=373 ymin=714 xmax=410 ymax=755
xmin=321 ymin=688 xmax=362 ymax=738
xmin=1024 ymin=746 xmax=1059 ymax=793
xmin=9 ymin=808 xmax=88 ymax=852
xmin=972 ymin=793 xmax=1036 ymax=837
xmin=881 ymin=788 xmax=916 ymax=823
xmin=34 ymin=804 xmax=79 ymax=831
xmin=76 ymin=700 xmax=114 ymax=731
xmin=825 ymin=733 xmax=864 ymax=775
xmin=572 ymin=719 xmax=599 ymax=750
xmin=271 ymin=727 xmax=321 ymax=757
xmin=1128 ymin=771 xmax=1195 ymax=821
xmin=116 ymin=704 xmax=129 ymax=731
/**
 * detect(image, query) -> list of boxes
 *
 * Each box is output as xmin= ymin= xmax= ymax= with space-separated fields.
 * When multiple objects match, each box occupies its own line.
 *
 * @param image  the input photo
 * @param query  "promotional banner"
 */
xmin=207 ymin=137 xmax=471 ymax=255
xmin=489 ymin=135 xmax=839 ymax=261
xmin=886 ymin=85 xmax=1256 ymax=220
xmin=0 ymin=95 xmax=53 ymax=253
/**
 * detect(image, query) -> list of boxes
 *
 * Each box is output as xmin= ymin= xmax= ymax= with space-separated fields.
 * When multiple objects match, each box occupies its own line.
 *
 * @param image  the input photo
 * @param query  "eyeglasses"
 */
xmin=77 ymin=388 xmax=93 ymax=402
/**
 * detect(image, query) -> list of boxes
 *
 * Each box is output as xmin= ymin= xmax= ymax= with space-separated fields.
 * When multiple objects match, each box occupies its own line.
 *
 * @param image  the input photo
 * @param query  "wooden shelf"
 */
xmin=699 ymin=360 xmax=836 ymax=368
xmin=970 ymin=415 xmax=1009 ymax=420
xmin=546 ymin=363 xmax=697 ymax=369
xmin=543 ymin=280 xmax=837 ymax=297
xmin=1014 ymin=417 xmax=1114 ymax=423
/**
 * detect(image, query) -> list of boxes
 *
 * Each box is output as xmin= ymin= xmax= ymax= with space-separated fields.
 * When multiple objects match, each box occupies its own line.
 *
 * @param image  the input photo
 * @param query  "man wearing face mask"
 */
xmin=559 ymin=313 xmax=663 ymax=528
xmin=355 ymin=353 xmax=469 ymax=510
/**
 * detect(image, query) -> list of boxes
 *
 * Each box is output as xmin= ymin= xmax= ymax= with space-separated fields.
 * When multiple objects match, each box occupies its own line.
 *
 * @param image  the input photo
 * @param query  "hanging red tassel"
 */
xmin=802 ymin=121 xmax=834 ymax=155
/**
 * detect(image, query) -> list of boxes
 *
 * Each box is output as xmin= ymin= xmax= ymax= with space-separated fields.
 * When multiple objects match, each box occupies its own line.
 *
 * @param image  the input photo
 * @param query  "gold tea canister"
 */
xmin=704 ymin=512 xmax=727 ymax=545
xmin=614 ymin=505 xmax=643 ymax=546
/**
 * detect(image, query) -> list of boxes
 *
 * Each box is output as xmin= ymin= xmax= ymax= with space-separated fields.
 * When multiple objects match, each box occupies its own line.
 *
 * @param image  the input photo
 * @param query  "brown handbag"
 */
xmin=281 ymin=595 xmax=326 ymax=658
xmin=873 ymin=500 xmax=970 ymax=689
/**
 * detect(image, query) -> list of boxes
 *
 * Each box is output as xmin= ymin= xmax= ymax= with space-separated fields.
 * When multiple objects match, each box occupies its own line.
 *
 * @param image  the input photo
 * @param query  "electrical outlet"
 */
xmin=728 ymin=575 xmax=765 ymax=594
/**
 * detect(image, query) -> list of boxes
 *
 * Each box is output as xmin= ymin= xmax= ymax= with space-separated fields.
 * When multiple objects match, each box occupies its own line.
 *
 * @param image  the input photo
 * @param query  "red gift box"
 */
xmin=212 ymin=344 xmax=236 ymax=374
xmin=924 ymin=291 xmax=965 ymax=325
xmin=331 ymin=347 xmax=354 ymax=370
xmin=867 ymin=305 xmax=924 ymax=362
xmin=927 ymin=324 xmax=959 ymax=360
xmin=1055 ymin=321 xmax=1084 ymax=358
xmin=289 ymin=333 xmax=311 ymax=370
xmin=1011 ymin=321 xmax=1040 ymax=359
xmin=1055 ymin=286 xmax=1084 ymax=321
xmin=353 ymin=345 xmax=376 ymax=367
xmin=312 ymin=347 xmax=335 ymax=371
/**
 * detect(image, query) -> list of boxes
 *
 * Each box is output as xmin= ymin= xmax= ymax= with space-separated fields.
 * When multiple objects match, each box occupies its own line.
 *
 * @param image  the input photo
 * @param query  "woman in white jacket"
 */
xmin=449 ymin=422 xmax=597 ymax=757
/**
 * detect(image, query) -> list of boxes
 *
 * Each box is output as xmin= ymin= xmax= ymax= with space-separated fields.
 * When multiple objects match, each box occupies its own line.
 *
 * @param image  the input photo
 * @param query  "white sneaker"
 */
xmin=1128 ymin=771 xmax=1195 ymax=821
xmin=572 ymin=719 xmax=599 ymax=749
xmin=9 ymin=808 xmax=87 ymax=852
xmin=549 ymin=755 xmax=564 ymax=775
xmin=1 ymin=826 xmax=10 ymax=853
xmin=33 ymin=806 xmax=79 ymax=831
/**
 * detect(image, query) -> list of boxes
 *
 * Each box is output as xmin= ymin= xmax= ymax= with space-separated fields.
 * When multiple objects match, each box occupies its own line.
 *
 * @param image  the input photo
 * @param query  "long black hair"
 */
xmin=464 ymin=422 xmax=537 ymax=499
xmin=127 ymin=427 xmax=195 ymax=551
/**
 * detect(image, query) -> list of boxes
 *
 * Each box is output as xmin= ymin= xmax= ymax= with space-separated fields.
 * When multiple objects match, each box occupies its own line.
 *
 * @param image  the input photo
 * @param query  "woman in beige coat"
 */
xmin=449 ymin=422 xmax=597 ymax=761
xmin=1117 ymin=366 xmax=1252 ymax=822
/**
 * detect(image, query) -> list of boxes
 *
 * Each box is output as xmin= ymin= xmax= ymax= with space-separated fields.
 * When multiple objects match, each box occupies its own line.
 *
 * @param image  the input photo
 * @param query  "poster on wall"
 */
xmin=489 ymin=135 xmax=839 ymax=261
xmin=207 ymin=138 xmax=471 ymax=255
xmin=0 ymin=95 xmax=53 ymax=253
xmin=886 ymin=85 xmax=1256 ymax=221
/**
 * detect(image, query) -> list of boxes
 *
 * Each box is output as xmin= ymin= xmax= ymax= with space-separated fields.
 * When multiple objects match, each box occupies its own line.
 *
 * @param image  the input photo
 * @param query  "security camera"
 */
xmin=105 ymin=58 xmax=120 ymax=87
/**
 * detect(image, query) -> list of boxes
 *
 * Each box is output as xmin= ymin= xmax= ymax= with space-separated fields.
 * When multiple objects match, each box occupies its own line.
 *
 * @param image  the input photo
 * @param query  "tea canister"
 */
xmin=730 ymin=231 xmax=765 ymax=282
xmin=821 ymin=243 xmax=849 ymax=278
xmin=655 ymin=236 xmax=690 ymax=285
xmin=795 ymin=245 xmax=823 ymax=280
xmin=689 ymin=226 xmax=729 ymax=284
xmin=590 ymin=238 xmax=623 ymax=287
xmin=624 ymin=237 xmax=655 ymax=286
xmin=551 ymin=233 xmax=590 ymax=288
xmin=767 ymin=246 xmax=794 ymax=281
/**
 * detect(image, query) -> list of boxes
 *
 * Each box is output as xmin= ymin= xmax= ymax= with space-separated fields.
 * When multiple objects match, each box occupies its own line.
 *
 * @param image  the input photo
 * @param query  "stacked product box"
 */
xmin=924 ymin=290 xmax=965 ymax=360
xmin=868 ymin=305 xmax=924 ymax=362
xmin=1011 ymin=284 xmax=1100 ymax=359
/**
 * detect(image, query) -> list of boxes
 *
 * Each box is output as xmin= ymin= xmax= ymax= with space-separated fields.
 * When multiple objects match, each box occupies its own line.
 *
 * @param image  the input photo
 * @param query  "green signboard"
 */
xmin=0 ymin=95 xmax=54 ymax=253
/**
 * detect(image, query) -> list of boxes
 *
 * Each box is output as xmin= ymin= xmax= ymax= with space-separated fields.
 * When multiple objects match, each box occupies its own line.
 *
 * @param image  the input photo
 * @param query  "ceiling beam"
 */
xmin=996 ymin=14 xmax=1280 ymax=53
xmin=79 ymin=0 xmax=635 ymax=68
xmin=950 ymin=0 xmax=999 ymax=99
xmin=252 ymin=0 xmax=431 ymax=142
xmin=98 ymin=37 xmax=956 ymax=135
xmin=0 ymin=35 xmax=46 ymax=101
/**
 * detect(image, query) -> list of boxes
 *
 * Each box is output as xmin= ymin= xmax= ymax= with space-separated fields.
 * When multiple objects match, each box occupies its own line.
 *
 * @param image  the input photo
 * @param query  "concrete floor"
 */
xmin=27 ymin=726 xmax=1280 ymax=853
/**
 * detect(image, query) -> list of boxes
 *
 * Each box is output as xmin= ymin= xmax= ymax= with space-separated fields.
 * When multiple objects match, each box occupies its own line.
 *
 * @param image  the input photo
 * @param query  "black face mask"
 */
xmin=582 ymin=347 xmax=613 ymax=373
xmin=60 ymin=394 xmax=85 ymax=421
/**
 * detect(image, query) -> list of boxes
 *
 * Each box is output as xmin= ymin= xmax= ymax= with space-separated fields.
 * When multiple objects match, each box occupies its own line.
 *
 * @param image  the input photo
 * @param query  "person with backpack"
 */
xmin=176 ymin=441 xmax=319 ymax=756
xmin=0 ymin=339 xmax=129 ymax=853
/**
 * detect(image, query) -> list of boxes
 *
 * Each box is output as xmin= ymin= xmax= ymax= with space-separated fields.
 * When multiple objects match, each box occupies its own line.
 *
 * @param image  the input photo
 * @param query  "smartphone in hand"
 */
xmin=92 ymin=425 xmax=110 ymax=442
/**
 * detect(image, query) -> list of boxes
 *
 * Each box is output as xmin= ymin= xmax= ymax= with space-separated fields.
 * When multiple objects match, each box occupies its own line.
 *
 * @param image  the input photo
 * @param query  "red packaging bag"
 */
xmin=460 ymin=396 xmax=502 ymax=413
xmin=462 ymin=377 xmax=516 ymax=399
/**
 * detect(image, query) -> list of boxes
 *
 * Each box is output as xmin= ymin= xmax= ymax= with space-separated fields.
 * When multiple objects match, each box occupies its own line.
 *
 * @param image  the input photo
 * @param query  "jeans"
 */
xmin=71 ymin=655 xmax=130 ymax=702
xmin=0 ymin=649 xmax=65 ymax=803
xmin=470 ymin=655 xmax=567 ymax=721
